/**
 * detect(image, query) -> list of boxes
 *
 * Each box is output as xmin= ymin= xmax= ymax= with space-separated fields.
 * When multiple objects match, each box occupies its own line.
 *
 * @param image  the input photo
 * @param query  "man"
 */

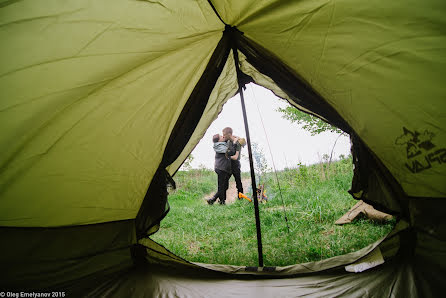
xmin=207 ymin=133 xmax=235 ymax=205
xmin=223 ymin=127 xmax=245 ymax=198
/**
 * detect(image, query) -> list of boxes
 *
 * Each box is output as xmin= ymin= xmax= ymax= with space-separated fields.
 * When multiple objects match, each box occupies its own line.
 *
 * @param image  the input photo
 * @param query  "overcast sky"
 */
xmin=187 ymin=83 xmax=351 ymax=171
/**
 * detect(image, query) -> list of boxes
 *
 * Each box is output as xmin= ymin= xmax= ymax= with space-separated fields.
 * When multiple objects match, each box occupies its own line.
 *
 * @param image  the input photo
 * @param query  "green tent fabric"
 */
xmin=1 ymin=0 xmax=445 ymax=296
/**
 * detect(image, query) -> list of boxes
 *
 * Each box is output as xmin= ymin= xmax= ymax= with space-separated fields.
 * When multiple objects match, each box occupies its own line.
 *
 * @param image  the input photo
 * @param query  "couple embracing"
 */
xmin=207 ymin=127 xmax=245 ymax=205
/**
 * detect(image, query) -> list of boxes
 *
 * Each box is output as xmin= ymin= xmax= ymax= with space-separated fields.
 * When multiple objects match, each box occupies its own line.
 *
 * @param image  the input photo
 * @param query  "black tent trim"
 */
xmin=230 ymin=27 xmax=411 ymax=216
xmin=135 ymin=28 xmax=233 ymax=239
xmin=235 ymin=30 xmax=352 ymax=134
xmin=135 ymin=22 xmax=415 ymax=242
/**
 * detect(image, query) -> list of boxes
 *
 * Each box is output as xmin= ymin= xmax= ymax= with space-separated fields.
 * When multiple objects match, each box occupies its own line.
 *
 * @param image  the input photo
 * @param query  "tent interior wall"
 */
xmin=1 ymin=0 xmax=445 ymax=296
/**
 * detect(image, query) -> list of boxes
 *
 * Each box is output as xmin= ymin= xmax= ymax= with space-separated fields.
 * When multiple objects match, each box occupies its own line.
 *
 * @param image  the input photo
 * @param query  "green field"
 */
xmin=150 ymin=156 xmax=395 ymax=266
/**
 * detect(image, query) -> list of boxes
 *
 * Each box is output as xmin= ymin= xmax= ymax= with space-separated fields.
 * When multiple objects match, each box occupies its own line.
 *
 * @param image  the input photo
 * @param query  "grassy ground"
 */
xmin=151 ymin=156 xmax=395 ymax=266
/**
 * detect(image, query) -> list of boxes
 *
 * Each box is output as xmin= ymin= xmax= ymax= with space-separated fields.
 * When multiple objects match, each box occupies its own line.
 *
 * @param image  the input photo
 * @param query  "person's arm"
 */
xmin=226 ymin=140 xmax=236 ymax=157
xmin=231 ymin=151 xmax=240 ymax=160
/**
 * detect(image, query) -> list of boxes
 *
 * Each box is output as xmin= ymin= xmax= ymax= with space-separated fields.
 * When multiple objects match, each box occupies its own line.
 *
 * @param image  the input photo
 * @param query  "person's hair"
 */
xmin=222 ymin=127 xmax=233 ymax=135
xmin=212 ymin=134 xmax=220 ymax=143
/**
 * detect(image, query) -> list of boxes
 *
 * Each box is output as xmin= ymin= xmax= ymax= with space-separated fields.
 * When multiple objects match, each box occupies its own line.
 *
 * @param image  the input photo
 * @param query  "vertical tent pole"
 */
xmin=231 ymin=46 xmax=264 ymax=267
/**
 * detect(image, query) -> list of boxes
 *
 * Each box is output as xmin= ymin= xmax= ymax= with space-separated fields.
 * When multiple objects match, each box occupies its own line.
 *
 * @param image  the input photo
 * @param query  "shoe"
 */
xmin=219 ymin=200 xmax=226 ymax=205
xmin=207 ymin=198 xmax=216 ymax=205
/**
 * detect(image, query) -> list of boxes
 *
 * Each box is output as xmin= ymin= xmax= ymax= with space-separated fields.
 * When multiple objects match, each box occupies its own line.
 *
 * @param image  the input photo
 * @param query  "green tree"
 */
xmin=277 ymin=106 xmax=343 ymax=136
xmin=250 ymin=142 xmax=271 ymax=184
xmin=181 ymin=154 xmax=194 ymax=171
xmin=278 ymin=106 xmax=348 ymax=166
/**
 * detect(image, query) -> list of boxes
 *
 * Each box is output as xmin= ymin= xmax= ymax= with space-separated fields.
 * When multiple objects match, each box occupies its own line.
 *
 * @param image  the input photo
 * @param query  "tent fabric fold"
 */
xmin=1 ymin=0 xmax=445 ymax=295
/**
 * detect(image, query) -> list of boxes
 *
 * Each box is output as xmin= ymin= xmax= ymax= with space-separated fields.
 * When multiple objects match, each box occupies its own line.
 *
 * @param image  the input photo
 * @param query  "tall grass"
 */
xmin=151 ymin=156 xmax=395 ymax=266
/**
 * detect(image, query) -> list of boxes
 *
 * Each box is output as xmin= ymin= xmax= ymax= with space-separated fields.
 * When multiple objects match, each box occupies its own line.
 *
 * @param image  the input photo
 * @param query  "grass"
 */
xmin=150 ymin=156 xmax=395 ymax=266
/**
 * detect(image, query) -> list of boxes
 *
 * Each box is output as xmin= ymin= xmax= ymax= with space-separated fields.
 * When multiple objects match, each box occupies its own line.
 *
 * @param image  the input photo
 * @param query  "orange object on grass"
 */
xmin=238 ymin=192 xmax=252 ymax=202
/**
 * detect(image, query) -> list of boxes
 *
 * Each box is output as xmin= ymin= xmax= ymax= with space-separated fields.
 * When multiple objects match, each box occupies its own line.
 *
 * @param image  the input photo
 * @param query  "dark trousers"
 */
xmin=231 ymin=161 xmax=243 ymax=194
xmin=213 ymin=169 xmax=230 ymax=203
